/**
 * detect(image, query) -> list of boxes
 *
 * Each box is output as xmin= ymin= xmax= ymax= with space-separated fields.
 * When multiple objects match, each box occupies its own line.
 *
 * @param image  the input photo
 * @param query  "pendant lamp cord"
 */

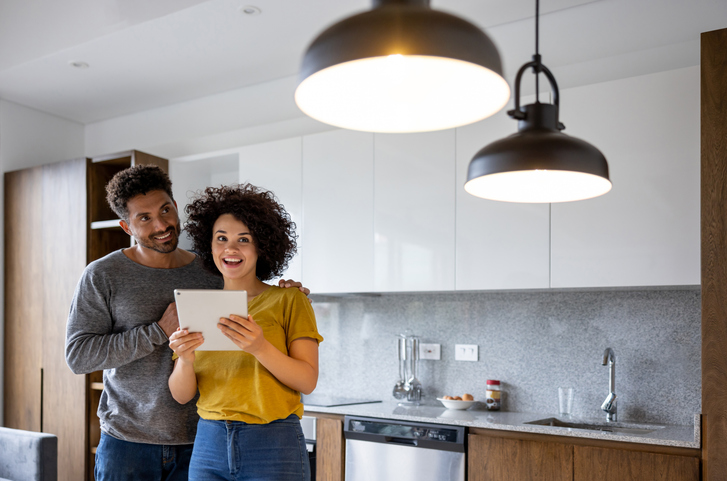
xmin=534 ymin=0 xmax=541 ymax=103
xmin=510 ymin=0 xmax=562 ymax=126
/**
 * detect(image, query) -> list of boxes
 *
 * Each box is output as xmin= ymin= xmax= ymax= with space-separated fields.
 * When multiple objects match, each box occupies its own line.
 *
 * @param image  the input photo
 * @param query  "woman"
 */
xmin=168 ymin=184 xmax=322 ymax=481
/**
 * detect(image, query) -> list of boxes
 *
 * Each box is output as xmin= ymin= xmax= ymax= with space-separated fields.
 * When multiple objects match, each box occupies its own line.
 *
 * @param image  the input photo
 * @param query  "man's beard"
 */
xmin=136 ymin=225 xmax=180 ymax=254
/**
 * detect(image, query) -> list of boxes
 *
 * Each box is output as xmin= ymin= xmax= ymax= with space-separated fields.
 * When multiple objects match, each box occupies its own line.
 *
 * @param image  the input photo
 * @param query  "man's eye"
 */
xmin=162 ymin=208 xmax=170 ymax=214
xmin=141 ymin=216 xmax=150 ymax=222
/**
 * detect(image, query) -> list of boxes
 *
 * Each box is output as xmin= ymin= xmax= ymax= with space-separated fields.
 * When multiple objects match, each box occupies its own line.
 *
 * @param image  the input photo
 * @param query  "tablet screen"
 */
xmin=174 ymin=289 xmax=248 ymax=351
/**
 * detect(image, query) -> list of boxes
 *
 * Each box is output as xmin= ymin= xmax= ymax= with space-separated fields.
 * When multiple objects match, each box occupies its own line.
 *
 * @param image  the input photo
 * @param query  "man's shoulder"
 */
xmin=85 ymin=249 xmax=127 ymax=273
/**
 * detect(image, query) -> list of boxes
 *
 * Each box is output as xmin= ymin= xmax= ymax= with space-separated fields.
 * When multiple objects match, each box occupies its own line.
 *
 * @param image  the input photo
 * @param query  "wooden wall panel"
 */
xmin=574 ymin=446 xmax=699 ymax=481
xmin=3 ymin=167 xmax=43 ymax=431
xmin=701 ymin=27 xmax=727 ymax=481
xmin=468 ymin=434 xmax=572 ymax=481
xmin=41 ymin=159 xmax=89 ymax=481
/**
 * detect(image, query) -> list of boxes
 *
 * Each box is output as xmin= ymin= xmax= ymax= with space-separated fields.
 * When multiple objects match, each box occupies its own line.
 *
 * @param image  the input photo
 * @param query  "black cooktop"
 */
xmin=301 ymin=395 xmax=382 ymax=407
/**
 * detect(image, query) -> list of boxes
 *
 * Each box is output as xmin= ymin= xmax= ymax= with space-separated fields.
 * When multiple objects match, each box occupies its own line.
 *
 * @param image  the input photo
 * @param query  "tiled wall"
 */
xmin=310 ymin=287 xmax=701 ymax=425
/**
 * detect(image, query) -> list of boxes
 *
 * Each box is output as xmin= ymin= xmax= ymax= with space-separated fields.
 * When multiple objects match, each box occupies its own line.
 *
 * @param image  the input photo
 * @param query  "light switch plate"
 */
xmin=420 ymin=343 xmax=441 ymax=360
xmin=455 ymin=344 xmax=478 ymax=361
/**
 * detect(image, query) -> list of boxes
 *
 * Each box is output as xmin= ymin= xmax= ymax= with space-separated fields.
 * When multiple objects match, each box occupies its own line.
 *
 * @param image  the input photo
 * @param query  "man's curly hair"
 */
xmin=184 ymin=184 xmax=297 ymax=281
xmin=106 ymin=165 xmax=175 ymax=221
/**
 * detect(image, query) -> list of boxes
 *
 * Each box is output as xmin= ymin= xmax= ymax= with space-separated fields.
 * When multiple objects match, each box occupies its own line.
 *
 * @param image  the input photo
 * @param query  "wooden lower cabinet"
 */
xmin=574 ymin=446 xmax=699 ymax=481
xmin=468 ymin=434 xmax=573 ymax=481
xmin=308 ymin=414 xmax=345 ymax=481
xmin=469 ymin=432 xmax=700 ymax=481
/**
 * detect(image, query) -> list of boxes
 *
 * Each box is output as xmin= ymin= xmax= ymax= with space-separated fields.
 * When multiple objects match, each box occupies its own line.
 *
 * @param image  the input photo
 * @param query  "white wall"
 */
xmin=0 ymin=99 xmax=85 ymax=425
xmin=84 ymin=75 xmax=335 ymax=160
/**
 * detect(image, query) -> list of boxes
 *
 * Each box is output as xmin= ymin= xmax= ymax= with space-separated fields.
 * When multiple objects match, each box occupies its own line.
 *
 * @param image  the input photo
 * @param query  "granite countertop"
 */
xmin=303 ymin=401 xmax=700 ymax=449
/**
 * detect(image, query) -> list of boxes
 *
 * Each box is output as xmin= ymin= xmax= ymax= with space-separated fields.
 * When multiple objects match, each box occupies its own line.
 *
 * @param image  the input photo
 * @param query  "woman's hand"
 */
xmin=168 ymin=328 xmax=204 ymax=364
xmin=218 ymin=314 xmax=268 ymax=355
xmin=219 ymin=314 xmax=319 ymax=394
xmin=168 ymin=328 xmax=202 ymax=404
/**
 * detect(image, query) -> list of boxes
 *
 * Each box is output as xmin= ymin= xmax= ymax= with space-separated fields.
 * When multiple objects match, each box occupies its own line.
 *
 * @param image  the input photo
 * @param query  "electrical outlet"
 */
xmin=419 ymin=343 xmax=441 ymax=360
xmin=455 ymin=344 xmax=478 ymax=361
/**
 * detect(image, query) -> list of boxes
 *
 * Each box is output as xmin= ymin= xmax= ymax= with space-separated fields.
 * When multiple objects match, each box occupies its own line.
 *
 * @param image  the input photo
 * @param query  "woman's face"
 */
xmin=211 ymin=213 xmax=259 ymax=283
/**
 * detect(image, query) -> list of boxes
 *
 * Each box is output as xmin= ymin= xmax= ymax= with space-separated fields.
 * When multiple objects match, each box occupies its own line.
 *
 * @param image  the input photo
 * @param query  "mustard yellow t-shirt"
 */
xmin=192 ymin=286 xmax=323 ymax=424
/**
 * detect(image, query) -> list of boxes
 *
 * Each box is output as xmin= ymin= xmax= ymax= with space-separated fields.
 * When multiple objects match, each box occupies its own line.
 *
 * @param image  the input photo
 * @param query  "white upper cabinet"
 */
xmin=170 ymin=66 xmax=698 ymax=292
xmin=238 ymin=137 xmax=303 ymax=283
xmin=374 ymin=131 xmax=456 ymax=292
xmin=302 ymin=130 xmax=375 ymax=293
xmin=550 ymin=68 xmax=700 ymax=287
xmin=455 ymin=110 xmax=551 ymax=290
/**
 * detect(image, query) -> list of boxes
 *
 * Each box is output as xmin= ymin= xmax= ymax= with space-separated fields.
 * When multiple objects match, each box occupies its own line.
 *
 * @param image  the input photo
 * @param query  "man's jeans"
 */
xmin=95 ymin=432 xmax=194 ymax=481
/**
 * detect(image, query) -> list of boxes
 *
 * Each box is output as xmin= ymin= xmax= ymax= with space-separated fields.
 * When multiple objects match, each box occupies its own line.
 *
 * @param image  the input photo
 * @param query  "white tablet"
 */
xmin=174 ymin=289 xmax=248 ymax=351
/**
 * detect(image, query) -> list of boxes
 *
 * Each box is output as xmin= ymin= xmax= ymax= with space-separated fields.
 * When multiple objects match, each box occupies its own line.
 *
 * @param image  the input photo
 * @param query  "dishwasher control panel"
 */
xmin=349 ymin=418 xmax=460 ymax=443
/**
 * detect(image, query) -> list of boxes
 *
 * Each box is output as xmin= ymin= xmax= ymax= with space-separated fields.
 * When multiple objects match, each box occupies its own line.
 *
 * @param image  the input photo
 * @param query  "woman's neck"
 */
xmin=223 ymin=276 xmax=269 ymax=298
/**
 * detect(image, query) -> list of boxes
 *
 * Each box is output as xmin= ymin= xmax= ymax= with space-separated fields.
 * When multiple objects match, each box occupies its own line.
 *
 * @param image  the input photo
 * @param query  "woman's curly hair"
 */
xmin=184 ymin=184 xmax=297 ymax=281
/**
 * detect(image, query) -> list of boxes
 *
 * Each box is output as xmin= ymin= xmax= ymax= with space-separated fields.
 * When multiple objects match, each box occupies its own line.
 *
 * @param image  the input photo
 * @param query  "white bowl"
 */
xmin=437 ymin=398 xmax=476 ymax=410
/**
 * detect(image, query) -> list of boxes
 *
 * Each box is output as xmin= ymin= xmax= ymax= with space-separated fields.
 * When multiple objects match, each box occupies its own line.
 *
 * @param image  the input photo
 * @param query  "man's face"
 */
xmin=120 ymin=190 xmax=181 ymax=254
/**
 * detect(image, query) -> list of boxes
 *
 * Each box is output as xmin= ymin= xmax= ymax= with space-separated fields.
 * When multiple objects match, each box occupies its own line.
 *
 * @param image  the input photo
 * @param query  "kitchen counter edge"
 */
xmin=303 ymin=401 xmax=700 ymax=449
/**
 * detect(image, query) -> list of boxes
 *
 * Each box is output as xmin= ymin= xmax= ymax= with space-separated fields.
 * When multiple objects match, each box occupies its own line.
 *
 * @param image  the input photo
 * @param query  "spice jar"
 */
xmin=485 ymin=379 xmax=501 ymax=411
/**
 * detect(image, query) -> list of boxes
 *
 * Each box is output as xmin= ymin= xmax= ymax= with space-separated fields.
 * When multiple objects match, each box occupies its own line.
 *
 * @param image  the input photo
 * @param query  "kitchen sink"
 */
xmin=524 ymin=417 xmax=662 ymax=435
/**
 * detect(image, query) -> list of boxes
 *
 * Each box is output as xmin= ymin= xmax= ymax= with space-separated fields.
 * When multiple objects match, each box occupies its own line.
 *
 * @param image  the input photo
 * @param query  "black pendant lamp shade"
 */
xmin=295 ymin=0 xmax=510 ymax=133
xmin=464 ymin=2 xmax=611 ymax=203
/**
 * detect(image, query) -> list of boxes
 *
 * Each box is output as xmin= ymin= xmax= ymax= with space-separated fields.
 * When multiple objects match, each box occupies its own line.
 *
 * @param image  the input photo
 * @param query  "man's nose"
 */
xmin=153 ymin=217 xmax=169 ymax=231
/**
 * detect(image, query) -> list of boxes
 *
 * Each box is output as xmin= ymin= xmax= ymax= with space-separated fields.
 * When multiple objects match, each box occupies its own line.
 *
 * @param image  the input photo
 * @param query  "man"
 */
xmin=65 ymin=164 xmax=309 ymax=481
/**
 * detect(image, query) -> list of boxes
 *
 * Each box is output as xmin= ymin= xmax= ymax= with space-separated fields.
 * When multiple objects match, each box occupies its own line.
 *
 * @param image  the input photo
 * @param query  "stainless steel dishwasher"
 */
xmin=343 ymin=415 xmax=466 ymax=481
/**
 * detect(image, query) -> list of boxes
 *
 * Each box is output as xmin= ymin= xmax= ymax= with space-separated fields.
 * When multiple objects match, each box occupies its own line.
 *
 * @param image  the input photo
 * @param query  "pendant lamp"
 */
xmin=295 ymin=0 xmax=510 ymax=133
xmin=464 ymin=0 xmax=611 ymax=203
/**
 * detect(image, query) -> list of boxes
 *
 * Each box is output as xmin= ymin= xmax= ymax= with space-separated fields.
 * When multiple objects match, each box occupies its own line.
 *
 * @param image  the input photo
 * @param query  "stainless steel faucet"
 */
xmin=600 ymin=347 xmax=617 ymax=422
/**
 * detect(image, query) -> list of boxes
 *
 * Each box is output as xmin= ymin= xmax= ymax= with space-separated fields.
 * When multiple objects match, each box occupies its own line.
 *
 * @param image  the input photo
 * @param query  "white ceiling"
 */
xmin=0 ymin=0 xmax=725 ymax=124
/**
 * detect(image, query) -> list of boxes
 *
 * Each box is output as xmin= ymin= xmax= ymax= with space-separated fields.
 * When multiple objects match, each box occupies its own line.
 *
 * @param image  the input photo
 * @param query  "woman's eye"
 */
xmin=239 ymin=237 xmax=250 ymax=243
xmin=216 ymin=236 xmax=227 ymax=242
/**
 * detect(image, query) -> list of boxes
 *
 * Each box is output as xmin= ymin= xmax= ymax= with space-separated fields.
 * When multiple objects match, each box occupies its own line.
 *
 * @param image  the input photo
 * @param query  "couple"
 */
xmin=65 ymin=165 xmax=322 ymax=481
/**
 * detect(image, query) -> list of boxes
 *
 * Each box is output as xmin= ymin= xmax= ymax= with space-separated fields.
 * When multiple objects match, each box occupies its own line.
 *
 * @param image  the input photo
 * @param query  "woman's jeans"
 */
xmin=95 ymin=432 xmax=193 ymax=481
xmin=189 ymin=415 xmax=311 ymax=481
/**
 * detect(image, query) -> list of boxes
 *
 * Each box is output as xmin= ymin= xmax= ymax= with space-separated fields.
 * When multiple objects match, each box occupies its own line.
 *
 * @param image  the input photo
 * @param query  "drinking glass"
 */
xmin=558 ymin=387 xmax=574 ymax=417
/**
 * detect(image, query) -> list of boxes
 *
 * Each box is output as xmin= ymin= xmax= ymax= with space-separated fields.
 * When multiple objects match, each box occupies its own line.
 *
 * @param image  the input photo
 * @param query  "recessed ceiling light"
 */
xmin=69 ymin=61 xmax=89 ymax=69
xmin=240 ymin=5 xmax=261 ymax=15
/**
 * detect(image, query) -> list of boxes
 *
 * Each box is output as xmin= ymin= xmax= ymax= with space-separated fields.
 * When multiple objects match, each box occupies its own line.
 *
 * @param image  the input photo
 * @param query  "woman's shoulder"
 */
xmin=265 ymin=285 xmax=308 ymax=300
xmin=257 ymin=285 xmax=312 ymax=311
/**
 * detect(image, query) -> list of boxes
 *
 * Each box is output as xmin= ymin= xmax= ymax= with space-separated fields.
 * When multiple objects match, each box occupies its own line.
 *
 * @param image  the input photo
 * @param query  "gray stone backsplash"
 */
xmin=309 ymin=287 xmax=701 ymax=426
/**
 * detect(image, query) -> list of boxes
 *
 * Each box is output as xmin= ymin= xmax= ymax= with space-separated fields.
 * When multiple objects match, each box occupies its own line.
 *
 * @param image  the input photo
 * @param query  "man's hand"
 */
xmin=158 ymin=302 xmax=180 ymax=338
xmin=278 ymin=279 xmax=311 ymax=300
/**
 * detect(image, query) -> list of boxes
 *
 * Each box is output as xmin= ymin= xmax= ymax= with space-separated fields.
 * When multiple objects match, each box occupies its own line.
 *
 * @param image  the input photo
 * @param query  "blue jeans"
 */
xmin=95 ymin=432 xmax=194 ymax=481
xmin=190 ymin=415 xmax=310 ymax=481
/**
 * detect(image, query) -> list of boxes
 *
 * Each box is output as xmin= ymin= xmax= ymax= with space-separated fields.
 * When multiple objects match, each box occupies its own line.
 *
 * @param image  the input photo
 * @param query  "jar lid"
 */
xmin=486 ymin=379 xmax=500 ymax=385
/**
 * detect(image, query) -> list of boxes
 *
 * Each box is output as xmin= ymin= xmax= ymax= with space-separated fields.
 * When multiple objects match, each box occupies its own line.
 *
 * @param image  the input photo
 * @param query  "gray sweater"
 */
xmin=65 ymin=250 xmax=222 ymax=445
